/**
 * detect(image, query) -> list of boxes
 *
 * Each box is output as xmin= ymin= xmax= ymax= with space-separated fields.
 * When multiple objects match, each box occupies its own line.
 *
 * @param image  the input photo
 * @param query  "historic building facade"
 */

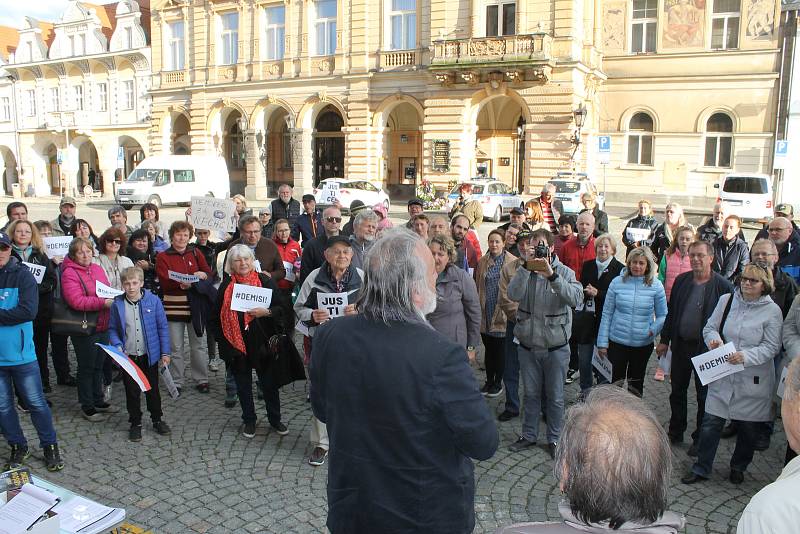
xmin=4 ymin=1 xmax=151 ymax=198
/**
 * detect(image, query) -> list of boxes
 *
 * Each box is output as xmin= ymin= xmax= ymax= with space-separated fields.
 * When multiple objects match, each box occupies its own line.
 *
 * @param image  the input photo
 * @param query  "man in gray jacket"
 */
xmin=507 ymin=229 xmax=583 ymax=456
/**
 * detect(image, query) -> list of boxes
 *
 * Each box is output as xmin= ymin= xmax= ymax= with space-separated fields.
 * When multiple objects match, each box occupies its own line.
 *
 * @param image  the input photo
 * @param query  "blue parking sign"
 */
xmin=598 ymin=136 xmax=611 ymax=152
xmin=776 ymin=140 xmax=788 ymax=156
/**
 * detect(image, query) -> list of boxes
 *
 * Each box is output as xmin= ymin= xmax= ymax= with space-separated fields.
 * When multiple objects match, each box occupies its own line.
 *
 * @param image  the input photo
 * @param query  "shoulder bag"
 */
xmin=51 ymin=270 xmax=99 ymax=337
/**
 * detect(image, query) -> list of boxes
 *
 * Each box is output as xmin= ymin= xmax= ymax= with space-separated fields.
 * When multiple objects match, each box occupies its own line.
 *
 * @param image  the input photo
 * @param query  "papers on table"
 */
xmin=22 ymin=262 xmax=45 ymax=284
xmin=94 ymin=281 xmax=123 ymax=299
xmin=283 ymin=261 xmax=296 ymax=282
xmin=691 ymin=342 xmax=744 ymax=386
xmin=42 ymin=236 xmax=72 ymax=259
xmin=317 ymin=292 xmax=348 ymax=318
xmin=96 ymin=344 xmax=151 ymax=392
xmin=592 ymin=347 xmax=613 ymax=383
xmin=625 ymin=227 xmax=651 ymax=243
xmin=167 ymin=270 xmax=199 ymax=284
xmin=53 ymin=495 xmax=123 ymax=534
xmin=0 ymin=483 xmax=60 ymax=534
xmin=230 ymin=283 xmax=273 ymax=312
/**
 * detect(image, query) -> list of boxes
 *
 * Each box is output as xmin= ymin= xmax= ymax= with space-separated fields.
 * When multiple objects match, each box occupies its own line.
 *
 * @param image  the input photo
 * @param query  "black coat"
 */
xmin=572 ymin=257 xmax=624 ymax=344
xmin=772 ymin=267 xmax=798 ymax=318
xmin=650 ymin=223 xmax=675 ymax=262
xmin=712 ymin=235 xmax=750 ymax=282
xmin=621 ymin=215 xmax=658 ymax=254
xmin=310 ymin=314 xmax=498 ymax=534
xmin=299 ymin=234 xmax=331 ymax=284
xmin=660 ymin=271 xmax=733 ymax=351
xmin=271 ymin=198 xmax=301 ymax=233
xmin=11 ymin=248 xmax=56 ymax=320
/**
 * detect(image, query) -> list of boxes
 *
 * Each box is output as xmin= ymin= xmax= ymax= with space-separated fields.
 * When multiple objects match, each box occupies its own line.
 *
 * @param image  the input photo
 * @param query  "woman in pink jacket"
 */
xmin=372 ymin=203 xmax=393 ymax=236
xmin=60 ymin=237 xmax=118 ymax=422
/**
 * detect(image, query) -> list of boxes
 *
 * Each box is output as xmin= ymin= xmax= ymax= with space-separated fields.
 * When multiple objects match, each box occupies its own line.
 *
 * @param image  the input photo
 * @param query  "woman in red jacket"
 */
xmin=156 ymin=221 xmax=211 ymax=394
xmin=61 ymin=237 xmax=117 ymax=421
xmin=272 ymin=219 xmax=302 ymax=298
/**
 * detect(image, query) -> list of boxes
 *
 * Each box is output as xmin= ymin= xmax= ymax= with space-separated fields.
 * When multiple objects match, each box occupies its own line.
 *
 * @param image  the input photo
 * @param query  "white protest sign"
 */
xmin=43 ymin=236 xmax=73 ymax=259
xmin=230 ymin=283 xmax=273 ymax=312
xmin=283 ymin=261 xmax=296 ymax=282
xmin=777 ymin=366 xmax=789 ymax=399
xmin=22 ymin=262 xmax=45 ymax=284
xmin=691 ymin=342 xmax=744 ymax=386
xmin=625 ymin=227 xmax=651 ymax=243
xmin=318 ymin=292 xmax=348 ymax=318
xmin=658 ymin=348 xmax=672 ymax=375
xmin=168 ymin=270 xmax=200 ymax=284
xmin=592 ymin=347 xmax=613 ymax=383
xmin=95 ymin=280 xmax=123 ymax=299
xmin=190 ymin=196 xmax=237 ymax=233
xmin=320 ymin=182 xmax=340 ymax=204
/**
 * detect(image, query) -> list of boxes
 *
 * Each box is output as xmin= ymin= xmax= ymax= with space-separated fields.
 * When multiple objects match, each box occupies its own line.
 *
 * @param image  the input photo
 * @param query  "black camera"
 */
xmin=534 ymin=242 xmax=550 ymax=259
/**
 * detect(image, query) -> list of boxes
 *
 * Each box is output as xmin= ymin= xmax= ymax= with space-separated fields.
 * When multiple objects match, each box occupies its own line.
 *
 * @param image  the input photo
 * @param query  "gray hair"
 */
xmin=354 ymin=210 xmax=379 ymax=227
xmin=555 ymin=386 xmax=671 ymax=529
xmin=785 ymin=357 xmax=800 ymax=403
xmin=356 ymin=228 xmax=433 ymax=325
xmin=224 ymin=244 xmax=256 ymax=274
xmin=108 ymin=205 xmax=127 ymax=220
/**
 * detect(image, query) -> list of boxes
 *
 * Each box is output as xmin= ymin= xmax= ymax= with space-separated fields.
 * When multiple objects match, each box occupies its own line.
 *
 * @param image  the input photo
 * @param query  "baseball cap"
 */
xmin=0 ymin=232 xmax=10 ymax=247
xmin=510 ymin=207 xmax=524 ymax=216
xmin=326 ymin=235 xmax=352 ymax=249
xmin=775 ymin=203 xmax=794 ymax=216
xmin=60 ymin=196 xmax=76 ymax=208
xmin=408 ymin=198 xmax=424 ymax=208
xmin=302 ymin=194 xmax=315 ymax=203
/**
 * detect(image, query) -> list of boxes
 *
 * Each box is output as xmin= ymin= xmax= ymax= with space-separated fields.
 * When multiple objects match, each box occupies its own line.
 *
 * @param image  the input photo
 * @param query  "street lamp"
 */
xmin=570 ymin=103 xmax=587 ymax=161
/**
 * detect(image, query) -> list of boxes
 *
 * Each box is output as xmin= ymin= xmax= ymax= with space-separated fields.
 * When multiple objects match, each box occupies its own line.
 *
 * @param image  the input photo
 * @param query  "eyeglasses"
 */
xmin=325 ymin=217 xmax=342 ymax=223
xmin=110 ymin=239 xmax=122 ymax=245
xmin=740 ymin=277 xmax=761 ymax=285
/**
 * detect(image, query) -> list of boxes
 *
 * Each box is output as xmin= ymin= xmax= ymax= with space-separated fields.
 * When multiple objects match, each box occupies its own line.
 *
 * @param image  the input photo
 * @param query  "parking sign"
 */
xmin=598 ymin=136 xmax=611 ymax=164
xmin=775 ymin=140 xmax=788 ymax=170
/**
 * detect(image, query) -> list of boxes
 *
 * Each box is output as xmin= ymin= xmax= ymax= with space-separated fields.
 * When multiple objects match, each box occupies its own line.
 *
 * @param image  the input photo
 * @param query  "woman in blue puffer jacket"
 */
xmin=597 ymin=246 xmax=667 ymax=397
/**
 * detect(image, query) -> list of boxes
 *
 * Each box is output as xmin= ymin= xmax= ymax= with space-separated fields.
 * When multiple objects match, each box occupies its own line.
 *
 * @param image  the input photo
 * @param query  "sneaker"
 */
xmin=654 ymin=367 xmax=666 ymax=381
xmin=43 ymin=444 xmax=64 ymax=472
xmin=480 ymin=383 xmax=491 ymax=396
xmin=95 ymin=403 xmax=120 ymax=413
xmin=508 ymin=437 xmax=537 ymax=452
xmin=497 ymin=410 xmax=519 ymax=422
xmin=242 ymin=422 xmax=256 ymax=438
xmin=486 ymin=383 xmax=504 ymax=398
xmin=224 ymin=395 xmax=238 ymax=408
xmin=196 ymin=383 xmax=210 ymax=394
xmin=57 ymin=375 xmax=77 ymax=387
xmin=548 ymin=442 xmax=557 ymax=459
xmin=5 ymin=444 xmax=29 ymax=470
xmin=271 ymin=422 xmax=289 ymax=436
xmin=308 ymin=447 xmax=328 ymax=466
xmin=81 ymin=409 xmax=107 ymax=422
xmin=208 ymin=359 xmax=219 ymax=372
xmin=564 ymin=369 xmax=576 ymax=385
xmin=153 ymin=421 xmax=172 ymax=435
xmin=103 ymin=384 xmax=112 ymax=403
xmin=129 ymin=425 xmax=142 ymax=442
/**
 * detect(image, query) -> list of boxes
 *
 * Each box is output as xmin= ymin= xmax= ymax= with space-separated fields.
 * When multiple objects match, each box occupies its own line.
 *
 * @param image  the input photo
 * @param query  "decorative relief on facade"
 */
xmin=434 ymin=72 xmax=455 ymax=86
xmin=746 ymin=0 xmax=774 ymax=40
xmin=662 ymin=0 xmax=704 ymax=48
xmin=461 ymin=71 xmax=480 ymax=85
xmin=602 ymin=2 xmax=625 ymax=52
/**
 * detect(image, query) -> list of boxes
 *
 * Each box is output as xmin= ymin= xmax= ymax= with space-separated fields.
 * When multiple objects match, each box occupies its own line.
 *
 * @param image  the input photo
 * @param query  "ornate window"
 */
xmin=626 ymin=112 xmax=654 ymax=165
xmin=219 ymin=12 xmax=239 ymax=65
xmin=166 ymin=21 xmax=185 ymax=70
xmin=73 ymin=85 xmax=84 ymax=111
xmin=264 ymin=6 xmax=286 ymax=60
xmin=96 ymin=83 xmax=108 ymax=112
xmin=704 ymin=113 xmax=733 ymax=167
xmin=485 ymin=0 xmax=515 ymax=37
xmin=711 ymin=0 xmax=740 ymax=50
xmin=49 ymin=87 xmax=60 ymax=112
xmin=631 ymin=0 xmax=657 ymax=53
xmin=123 ymin=80 xmax=135 ymax=110
xmin=315 ymin=0 xmax=337 ymax=55
xmin=25 ymin=90 xmax=36 ymax=117
xmin=388 ymin=0 xmax=416 ymax=50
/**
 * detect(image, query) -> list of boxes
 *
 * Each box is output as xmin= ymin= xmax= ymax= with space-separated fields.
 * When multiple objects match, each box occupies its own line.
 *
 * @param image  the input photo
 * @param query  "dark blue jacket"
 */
xmin=293 ymin=211 xmax=323 ymax=245
xmin=310 ymin=315 xmax=498 ymax=534
xmin=108 ymin=289 xmax=171 ymax=367
xmin=0 ymin=257 xmax=39 ymax=366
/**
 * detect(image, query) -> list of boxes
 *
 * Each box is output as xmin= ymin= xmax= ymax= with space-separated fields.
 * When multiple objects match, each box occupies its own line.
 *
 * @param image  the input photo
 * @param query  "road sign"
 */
xmin=56 ymin=150 xmax=65 ymax=165
xmin=774 ymin=140 xmax=788 ymax=170
xmin=598 ymin=135 xmax=611 ymax=164
xmin=117 ymin=146 xmax=125 ymax=168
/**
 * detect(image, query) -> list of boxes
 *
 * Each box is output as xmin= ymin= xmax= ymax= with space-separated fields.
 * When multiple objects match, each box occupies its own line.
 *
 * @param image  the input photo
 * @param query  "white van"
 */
xmin=714 ymin=173 xmax=774 ymax=222
xmin=114 ymin=155 xmax=230 ymax=208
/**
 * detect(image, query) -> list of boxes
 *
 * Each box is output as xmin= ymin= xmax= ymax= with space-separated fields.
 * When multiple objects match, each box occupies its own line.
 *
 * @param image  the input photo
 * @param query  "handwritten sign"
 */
xmin=320 ymin=182 xmax=340 ymax=204
xmin=230 ymin=283 xmax=273 ymax=312
xmin=22 ymin=262 xmax=45 ymax=284
xmin=625 ymin=227 xmax=651 ymax=243
xmin=592 ymin=347 xmax=613 ymax=383
xmin=691 ymin=342 xmax=744 ymax=386
xmin=190 ymin=196 xmax=237 ymax=233
xmin=168 ymin=270 xmax=200 ymax=284
xmin=317 ymin=292 xmax=348 ymax=318
xmin=283 ymin=261 xmax=296 ymax=282
xmin=95 ymin=280 xmax=123 ymax=299
xmin=777 ymin=366 xmax=789 ymax=399
xmin=43 ymin=236 xmax=73 ymax=259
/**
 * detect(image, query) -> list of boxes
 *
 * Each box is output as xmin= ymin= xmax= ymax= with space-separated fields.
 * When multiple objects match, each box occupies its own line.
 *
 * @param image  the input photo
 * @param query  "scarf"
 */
xmin=221 ymin=270 xmax=262 ymax=353
xmin=12 ymin=244 xmax=32 ymax=262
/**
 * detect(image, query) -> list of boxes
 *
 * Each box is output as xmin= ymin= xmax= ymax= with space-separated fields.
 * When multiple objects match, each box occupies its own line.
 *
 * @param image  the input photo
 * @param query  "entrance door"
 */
xmin=314 ymin=136 xmax=344 ymax=185
xmin=476 ymin=159 xmax=492 ymax=178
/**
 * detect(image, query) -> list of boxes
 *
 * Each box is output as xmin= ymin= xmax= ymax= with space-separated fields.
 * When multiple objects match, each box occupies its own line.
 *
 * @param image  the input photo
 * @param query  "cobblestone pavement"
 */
xmin=12 ymin=338 xmax=787 ymax=534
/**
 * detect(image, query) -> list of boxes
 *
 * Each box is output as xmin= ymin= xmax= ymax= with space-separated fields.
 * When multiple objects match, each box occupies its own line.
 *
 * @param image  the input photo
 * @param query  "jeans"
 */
xmin=224 ymin=366 xmax=238 ymax=397
xmin=518 ymin=344 xmax=569 ymax=443
xmin=234 ymin=368 xmax=281 ymax=426
xmin=48 ymin=332 xmax=72 ymax=381
xmin=692 ymin=413 xmax=761 ymax=477
xmin=123 ymin=355 xmax=163 ymax=426
xmin=0 ymin=361 xmax=57 ymax=447
xmin=168 ymin=321 xmax=209 ymax=387
xmin=502 ymin=321 xmax=520 ymax=414
xmin=607 ymin=341 xmax=653 ymax=397
xmin=71 ymin=331 xmax=109 ymax=411
xmin=668 ymin=337 xmax=707 ymax=441
xmin=577 ymin=343 xmax=607 ymax=394
xmin=481 ymin=333 xmax=505 ymax=387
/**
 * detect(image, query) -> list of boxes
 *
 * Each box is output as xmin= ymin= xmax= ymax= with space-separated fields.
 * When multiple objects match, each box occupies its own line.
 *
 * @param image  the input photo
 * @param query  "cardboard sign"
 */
xmin=691 ymin=342 xmax=744 ymax=386
xmin=43 ymin=236 xmax=73 ymax=259
xmin=230 ymin=283 xmax=273 ymax=312
xmin=317 ymin=292 xmax=348 ymax=318
xmin=592 ymin=347 xmax=613 ymax=383
xmin=625 ymin=227 xmax=651 ymax=243
xmin=22 ymin=262 xmax=45 ymax=284
xmin=320 ymin=182 xmax=340 ymax=204
xmin=190 ymin=196 xmax=237 ymax=233
xmin=95 ymin=280 xmax=123 ymax=298
xmin=283 ymin=261 xmax=296 ymax=282
xmin=777 ymin=366 xmax=789 ymax=399
xmin=168 ymin=270 xmax=200 ymax=284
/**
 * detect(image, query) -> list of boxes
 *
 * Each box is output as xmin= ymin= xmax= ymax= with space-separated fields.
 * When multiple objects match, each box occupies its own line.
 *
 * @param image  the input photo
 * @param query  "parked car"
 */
xmin=714 ymin=173 xmax=774 ymax=222
xmin=114 ymin=155 xmax=230 ymax=209
xmin=547 ymin=172 xmax=605 ymax=214
xmin=446 ymin=179 xmax=524 ymax=222
xmin=312 ymin=178 xmax=390 ymax=213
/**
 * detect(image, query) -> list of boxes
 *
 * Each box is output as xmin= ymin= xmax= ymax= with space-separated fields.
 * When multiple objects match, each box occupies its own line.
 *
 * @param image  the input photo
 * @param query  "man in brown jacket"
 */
xmin=222 ymin=215 xmax=285 ymax=282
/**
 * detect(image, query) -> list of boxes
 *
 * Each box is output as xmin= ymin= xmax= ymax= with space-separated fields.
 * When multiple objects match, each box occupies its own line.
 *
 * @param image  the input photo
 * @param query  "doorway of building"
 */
xmin=313 ymin=106 xmax=344 ymax=186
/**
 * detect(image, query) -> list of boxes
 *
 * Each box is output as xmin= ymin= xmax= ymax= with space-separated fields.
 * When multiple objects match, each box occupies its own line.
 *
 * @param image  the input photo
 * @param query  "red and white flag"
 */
xmin=96 ymin=343 xmax=151 ymax=392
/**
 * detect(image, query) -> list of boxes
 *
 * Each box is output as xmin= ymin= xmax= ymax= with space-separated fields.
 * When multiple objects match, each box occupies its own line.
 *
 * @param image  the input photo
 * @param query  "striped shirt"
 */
xmin=541 ymin=200 xmax=556 ymax=231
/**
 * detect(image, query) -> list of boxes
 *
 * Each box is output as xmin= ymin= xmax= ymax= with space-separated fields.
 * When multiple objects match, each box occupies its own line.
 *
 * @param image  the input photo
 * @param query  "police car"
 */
xmin=547 ymin=172 xmax=605 ymax=215
xmin=446 ymin=179 xmax=525 ymax=222
xmin=312 ymin=178 xmax=391 ymax=213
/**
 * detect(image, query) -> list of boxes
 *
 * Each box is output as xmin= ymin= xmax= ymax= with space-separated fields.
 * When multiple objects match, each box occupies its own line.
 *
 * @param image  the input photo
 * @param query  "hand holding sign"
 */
xmin=317 ymin=292 xmax=348 ymax=318
xmin=320 ymin=182 xmax=340 ymax=204
xmin=691 ymin=342 xmax=743 ymax=386
xmin=22 ymin=262 xmax=46 ymax=284
xmin=190 ymin=196 xmax=237 ymax=233
xmin=95 ymin=280 xmax=123 ymax=299
xmin=43 ymin=236 xmax=73 ymax=259
xmin=230 ymin=284 xmax=273 ymax=312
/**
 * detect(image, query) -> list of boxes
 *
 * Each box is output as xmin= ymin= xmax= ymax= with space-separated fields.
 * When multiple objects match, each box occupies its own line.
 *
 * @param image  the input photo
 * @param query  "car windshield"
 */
xmin=550 ymin=181 xmax=580 ymax=194
xmin=449 ymin=184 xmax=485 ymax=195
xmin=127 ymin=168 xmax=169 ymax=182
xmin=723 ymin=176 xmax=768 ymax=194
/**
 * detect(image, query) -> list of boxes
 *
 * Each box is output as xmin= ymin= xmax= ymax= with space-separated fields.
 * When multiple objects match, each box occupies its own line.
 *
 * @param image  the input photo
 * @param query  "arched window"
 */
xmin=626 ymin=112 xmax=654 ymax=165
xmin=704 ymin=112 xmax=733 ymax=168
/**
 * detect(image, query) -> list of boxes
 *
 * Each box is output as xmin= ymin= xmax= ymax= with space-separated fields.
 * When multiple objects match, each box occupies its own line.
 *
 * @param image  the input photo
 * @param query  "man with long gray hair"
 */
xmin=497 ymin=386 xmax=685 ymax=533
xmin=348 ymin=210 xmax=378 ymax=270
xmin=310 ymin=228 xmax=498 ymax=533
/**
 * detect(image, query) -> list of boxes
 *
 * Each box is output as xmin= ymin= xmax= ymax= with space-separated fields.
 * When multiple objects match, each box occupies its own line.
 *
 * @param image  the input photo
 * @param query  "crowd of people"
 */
xmin=0 ymin=183 xmax=798 ymax=533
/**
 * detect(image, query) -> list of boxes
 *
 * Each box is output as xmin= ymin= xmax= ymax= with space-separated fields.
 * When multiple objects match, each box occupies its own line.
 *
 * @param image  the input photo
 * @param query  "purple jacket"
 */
xmin=60 ymin=256 xmax=110 ymax=332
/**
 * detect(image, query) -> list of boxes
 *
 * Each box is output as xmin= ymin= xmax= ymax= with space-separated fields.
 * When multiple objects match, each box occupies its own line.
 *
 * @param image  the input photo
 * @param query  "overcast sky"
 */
xmin=0 ymin=1 xmax=118 ymax=29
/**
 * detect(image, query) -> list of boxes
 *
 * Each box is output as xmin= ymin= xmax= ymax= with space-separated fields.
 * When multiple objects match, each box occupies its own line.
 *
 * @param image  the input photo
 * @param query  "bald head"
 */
xmin=768 ymin=216 xmax=794 ymax=247
xmin=576 ymin=211 xmax=595 ymax=241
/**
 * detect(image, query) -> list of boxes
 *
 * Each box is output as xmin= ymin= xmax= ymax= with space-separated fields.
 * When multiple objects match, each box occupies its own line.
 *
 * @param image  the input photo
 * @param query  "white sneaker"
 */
xmin=103 ymin=385 xmax=112 ymax=403
xmin=208 ymin=358 xmax=220 ymax=372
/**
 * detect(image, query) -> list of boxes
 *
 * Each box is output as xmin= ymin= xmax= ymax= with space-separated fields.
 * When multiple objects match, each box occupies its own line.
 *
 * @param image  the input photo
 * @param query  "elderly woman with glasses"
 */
xmin=682 ymin=264 xmax=783 ymax=485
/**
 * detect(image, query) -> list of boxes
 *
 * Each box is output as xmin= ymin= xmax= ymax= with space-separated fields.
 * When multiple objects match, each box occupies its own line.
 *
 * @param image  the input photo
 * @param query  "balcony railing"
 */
xmin=162 ymin=71 xmax=185 ymax=86
xmin=431 ymin=33 xmax=552 ymax=66
xmin=379 ymin=50 xmax=420 ymax=69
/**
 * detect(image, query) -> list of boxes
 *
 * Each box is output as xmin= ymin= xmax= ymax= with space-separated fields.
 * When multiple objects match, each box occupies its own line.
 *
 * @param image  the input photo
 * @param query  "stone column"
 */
xmin=291 ymin=127 xmax=314 ymax=193
xmin=244 ymin=129 xmax=268 ymax=200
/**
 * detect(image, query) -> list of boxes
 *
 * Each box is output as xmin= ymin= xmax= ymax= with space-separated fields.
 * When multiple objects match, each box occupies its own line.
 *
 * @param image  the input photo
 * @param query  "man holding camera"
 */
xmin=506 ymin=229 xmax=583 ymax=457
